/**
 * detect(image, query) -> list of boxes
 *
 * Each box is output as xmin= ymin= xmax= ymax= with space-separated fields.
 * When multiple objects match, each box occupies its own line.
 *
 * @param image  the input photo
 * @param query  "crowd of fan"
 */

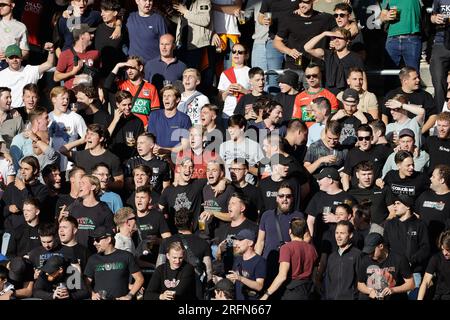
xmin=0 ymin=0 xmax=450 ymax=301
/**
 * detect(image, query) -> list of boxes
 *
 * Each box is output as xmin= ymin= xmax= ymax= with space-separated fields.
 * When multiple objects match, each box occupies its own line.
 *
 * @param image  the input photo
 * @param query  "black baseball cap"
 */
xmin=342 ymin=88 xmax=360 ymax=103
xmin=362 ymin=233 xmax=384 ymax=254
xmin=314 ymin=167 xmax=340 ymax=181
xmin=41 ymin=255 xmax=66 ymax=274
xmin=393 ymin=194 xmax=415 ymax=210
xmin=278 ymin=70 xmax=299 ymax=88
xmin=213 ymin=278 xmax=234 ymax=294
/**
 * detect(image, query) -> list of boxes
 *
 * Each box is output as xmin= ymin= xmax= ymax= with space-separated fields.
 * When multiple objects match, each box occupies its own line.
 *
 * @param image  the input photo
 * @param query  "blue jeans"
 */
xmin=385 ymin=34 xmax=421 ymax=72
xmin=252 ymin=39 xmax=284 ymax=93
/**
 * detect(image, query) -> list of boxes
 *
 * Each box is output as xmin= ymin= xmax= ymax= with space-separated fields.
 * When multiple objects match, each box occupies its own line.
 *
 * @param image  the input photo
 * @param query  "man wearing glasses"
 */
xmin=293 ymin=63 xmax=339 ymax=127
xmin=85 ymin=226 xmax=144 ymax=300
xmin=341 ymin=124 xmax=391 ymax=191
xmin=255 ymin=183 xmax=304 ymax=297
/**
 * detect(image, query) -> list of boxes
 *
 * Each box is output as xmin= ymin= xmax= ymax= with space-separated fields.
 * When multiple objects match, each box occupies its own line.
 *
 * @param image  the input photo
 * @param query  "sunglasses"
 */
xmin=127 ymin=216 xmax=136 ymax=221
xmin=357 ymin=136 xmax=372 ymax=141
xmin=93 ymin=236 xmax=108 ymax=243
xmin=305 ymin=74 xmax=319 ymax=79
xmin=0 ymin=3 xmax=11 ymax=7
xmin=232 ymin=50 xmax=246 ymax=55
xmin=277 ymin=193 xmax=293 ymax=199
xmin=334 ymin=13 xmax=348 ymax=18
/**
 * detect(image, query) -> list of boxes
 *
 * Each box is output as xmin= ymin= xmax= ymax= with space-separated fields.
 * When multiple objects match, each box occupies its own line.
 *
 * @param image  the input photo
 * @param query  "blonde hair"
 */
xmin=82 ymin=175 xmax=101 ymax=197
xmin=183 ymin=68 xmax=201 ymax=81
xmin=50 ymin=86 xmax=69 ymax=101
xmin=114 ymin=207 xmax=135 ymax=227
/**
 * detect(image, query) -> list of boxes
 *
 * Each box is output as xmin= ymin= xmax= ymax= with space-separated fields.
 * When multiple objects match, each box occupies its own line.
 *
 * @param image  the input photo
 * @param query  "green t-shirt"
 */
xmin=381 ymin=0 xmax=421 ymax=37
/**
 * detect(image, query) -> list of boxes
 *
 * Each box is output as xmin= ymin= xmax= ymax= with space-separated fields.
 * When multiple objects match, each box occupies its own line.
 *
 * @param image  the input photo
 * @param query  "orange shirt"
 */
xmin=293 ymin=88 xmax=339 ymax=127
xmin=118 ymin=80 xmax=160 ymax=127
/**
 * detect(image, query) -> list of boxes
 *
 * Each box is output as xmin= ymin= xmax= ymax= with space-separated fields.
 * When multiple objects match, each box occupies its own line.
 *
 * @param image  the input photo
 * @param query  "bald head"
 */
xmin=160 ymin=34 xmax=175 ymax=58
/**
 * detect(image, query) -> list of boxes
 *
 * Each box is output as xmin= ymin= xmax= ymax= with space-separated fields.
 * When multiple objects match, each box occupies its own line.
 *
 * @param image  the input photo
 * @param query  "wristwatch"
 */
xmin=264 ymin=290 xmax=271 ymax=296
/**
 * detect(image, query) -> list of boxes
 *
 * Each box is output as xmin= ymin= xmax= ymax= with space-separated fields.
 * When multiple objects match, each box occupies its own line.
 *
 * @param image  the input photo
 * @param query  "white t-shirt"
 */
xmin=212 ymin=0 xmax=241 ymax=35
xmin=0 ymin=19 xmax=29 ymax=53
xmin=0 ymin=157 xmax=15 ymax=184
xmin=219 ymin=137 xmax=264 ymax=184
xmin=115 ymin=233 xmax=136 ymax=255
xmin=49 ymin=110 xmax=87 ymax=171
xmin=178 ymin=91 xmax=210 ymax=125
xmin=0 ymin=65 xmax=41 ymax=108
xmin=217 ymin=66 xmax=250 ymax=116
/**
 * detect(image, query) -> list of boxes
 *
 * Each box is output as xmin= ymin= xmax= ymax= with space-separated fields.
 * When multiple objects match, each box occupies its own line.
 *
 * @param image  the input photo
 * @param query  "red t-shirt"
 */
xmin=279 ymin=240 xmax=318 ymax=280
xmin=293 ymin=89 xmax=339 ymax=127
xmin=175 ymin=149 xmax=217 ymax=180
xmin=118 ymin=80 xmax=160 ymax=127
xmin=56 ymin=48 xmax=100 ymax=89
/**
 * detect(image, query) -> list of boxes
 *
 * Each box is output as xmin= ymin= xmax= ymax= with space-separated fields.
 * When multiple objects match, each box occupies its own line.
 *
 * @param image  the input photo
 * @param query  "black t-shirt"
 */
xmin=28 ymin=246 xmax=63 ymax=269
xmin=159 ymin=233 xmax=212 ymax=261
xmin=234 ymin=93 xmax=270 ymax=117
xmin=277 ymin=11 xmax=336 ymax=69
xmin=384 ymin=170 xmax=430 ymax=201
xmin=305 ymin=190 xmax=356 ymax=247
xmin=145 ymin=262 xmax=196 ymax=300
xmin=84 ymin=249 xmax=140 ymax=299
xmin=358 ymin=252 xmax=412 ymax=300
xmin=382 ymin=88 xmax=437 ymax=124
xmin=415 ymin=190 xmax=450 ymax=251
xmin=72 ymin=149 xmax=123 ymax=177
xmin=337 ymin=113 xmax=374 ymax=147
xmin=7 ymin=224 xmax=40 ymax=258
xmin=258 ymin=176 xmax=302 ymax=213
xmin=260 ymin=0 xmax=300 ymax=39
xmin=94 ymin=22 xmax=126 ymax=77
xmin=69 ymin=201 xmax=114 ymax=248
xmin=274 ymin=92 xmax=297 ymax=123
xmin=343 ymin=145 xmax=393 ymax=182
xmin=137 ymin=209 xmax=171 ymax=239
xmin=159 ymin=179 xmax=206 ymax=233
xmin=57 ymin=243 xmax=91 ymax=272
xmin=349 ymin=185 xmax=390 ymax=224
xmin=109 ymin=115 xmax=144 ymax=162
xmin=423 ymin=136 xmax=450 ymax=173
xmin=125 ymin=156 xmax=171 ymax=194
xmin=55 ymin=194 xmax=77 ymax=218
xmin=283 ymin=141 xmax=307 ymax=163
xmin=78 ymin=109 xmax=112 ymax=128
xmin=324 ymin=50 xmax=365 ymax=95
xmin=234 ymin=183 xmax=263 ymax=222
xmin=425 ymin=252 xmax=450 ymax=298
